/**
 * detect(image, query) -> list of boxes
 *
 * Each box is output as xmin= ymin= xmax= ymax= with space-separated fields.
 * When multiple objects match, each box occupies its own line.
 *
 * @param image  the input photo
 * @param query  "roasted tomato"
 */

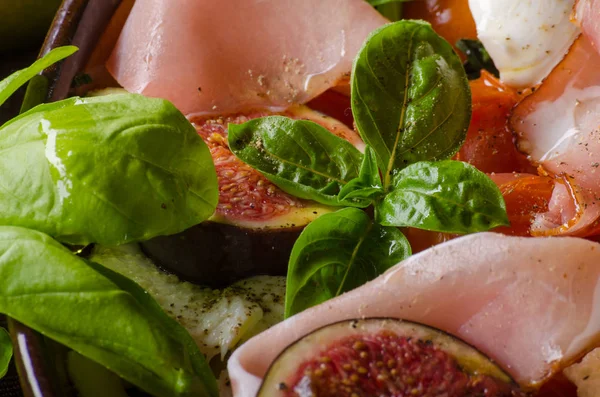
xmin=307 ymin=89 xmax=354 ymax=129
xmin=457 ymin=71 xmax=534 ymax=174
xmin=491 ymin=174 xmax=555 ymax=236
xmin=403 ymin=0 xmax=477 ymax=50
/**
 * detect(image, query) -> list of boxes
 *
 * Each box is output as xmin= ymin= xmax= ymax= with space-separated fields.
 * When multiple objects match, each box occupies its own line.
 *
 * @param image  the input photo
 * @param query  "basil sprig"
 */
xmin=285 ymin=208 xmax=410 ymax=317
xmin=229 ymin=20 xmax=509 ymax=317
xmin=0 ymin=226 xmax=217 ymax=397
xmin=0 ymin=327 xmax=11 ymax=379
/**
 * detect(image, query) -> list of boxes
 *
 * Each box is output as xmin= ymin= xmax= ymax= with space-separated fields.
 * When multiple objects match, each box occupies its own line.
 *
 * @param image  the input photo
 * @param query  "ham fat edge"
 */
xmin=106 ymin=0 xmax=387 ymax=117
xmin=228 ymin=233 xmax=600 ymax=395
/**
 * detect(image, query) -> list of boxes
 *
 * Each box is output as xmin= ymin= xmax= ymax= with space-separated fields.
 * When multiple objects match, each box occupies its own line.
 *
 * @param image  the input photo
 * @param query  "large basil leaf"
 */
xmin=351 ymin=20 xmax=471 ymax=189
xmin=0 ymin=93 xmax=218 ymax=245
xmin=0 ymin=46 xmax=77 ymax=107
xmin=376 ymin=160 xmax=509 ymax=233
xmin=0 ymin=226 xmax=217 ymax=397
xmin=285 ymin=208 xmax=410 ymax=318
xmin=228 ymin=116 xmax=368 ymax=207
xmin=0 ymin=327 xmax=11 ymax=379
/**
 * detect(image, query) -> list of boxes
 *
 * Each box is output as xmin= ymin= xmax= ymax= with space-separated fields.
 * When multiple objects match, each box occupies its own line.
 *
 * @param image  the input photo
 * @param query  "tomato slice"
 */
xmin=492 ymin=174 xmax=555 ymax=236
xmin=306 ymin=89 xmax=354 ymax=129
xmin=457 ymin=71 xmax=535 ymax=174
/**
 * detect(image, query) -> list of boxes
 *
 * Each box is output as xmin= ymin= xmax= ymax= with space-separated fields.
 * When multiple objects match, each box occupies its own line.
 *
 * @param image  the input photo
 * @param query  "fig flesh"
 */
xmin=258 ymin=318 xmax=527 ymax=397
xmin=141 ymin=106 xmax=361 ymax=287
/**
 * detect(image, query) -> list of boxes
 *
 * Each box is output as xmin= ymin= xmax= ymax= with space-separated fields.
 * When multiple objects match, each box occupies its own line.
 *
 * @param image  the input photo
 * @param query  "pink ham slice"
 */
xmin=106 ymin=0 xmax=387 ymax=116
xmin=511 ymin=35 xmax=600 ymax=236
xmin=576 ymin=0 xmax=600 ymax=52
xmin=228 ymin=233 xmax=600 ymax=396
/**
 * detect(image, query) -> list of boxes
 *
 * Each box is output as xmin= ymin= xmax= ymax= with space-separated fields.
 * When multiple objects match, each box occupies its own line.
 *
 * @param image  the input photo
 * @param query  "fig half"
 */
xmin=259 ymin=318 xmax=527 ymax=397
xmin=141 ymin=106 xmax=361 ymax=287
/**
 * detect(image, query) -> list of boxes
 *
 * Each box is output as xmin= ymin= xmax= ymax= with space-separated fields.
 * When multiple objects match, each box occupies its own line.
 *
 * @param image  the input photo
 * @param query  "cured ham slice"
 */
xmin=511 ymin=35 xmax=600 ymax=236
xmin=228 ymin=233 xmax=600 ymax=396
xmin=576 ymin=0 xmax=600 ymax=52
xmin=106 ymin=0 xmax=387 ymax=116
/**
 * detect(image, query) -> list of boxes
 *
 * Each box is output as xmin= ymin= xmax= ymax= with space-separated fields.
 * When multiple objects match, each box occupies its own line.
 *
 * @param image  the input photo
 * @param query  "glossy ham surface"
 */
xmin=228 ymin=233 xmax=600 ymax=396
xmin=576 ymin=0 xmax=600 ymax=52
xmin=106 ymin=0 xmax=387 ymax=116
xmin=511 ymin=35 xmax=600 ymax=236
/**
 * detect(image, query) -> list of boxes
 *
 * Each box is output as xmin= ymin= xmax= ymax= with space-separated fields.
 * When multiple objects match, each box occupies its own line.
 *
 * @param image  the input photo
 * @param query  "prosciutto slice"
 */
xmin=511 ymin=35 xmax=600 ymax=236
xmin=106 ymin=0 xmax=387 ymax=116
xmin=576 ymin=0 xmax=600 ymax=52
xmin=228 ymin=233 xmax=600 ymax=396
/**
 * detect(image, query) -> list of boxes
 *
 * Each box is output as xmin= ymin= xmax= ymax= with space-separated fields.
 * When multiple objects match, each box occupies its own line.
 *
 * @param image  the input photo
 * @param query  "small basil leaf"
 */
xmin=228 ymin=116 xmax=366 ymax=207
xmin=285 ymin=207 xmax=411 ymax=318
xmin=0 ymin=226 xmax=217 ymax=397
xmin=456 ymin=39 xmax=500 ymax=80
xmin=338 ymin=146 xmax=384 ymax=204
xmin=0 ymin=46 xmax=77 ymax=108
xmin=367 ymin=0 xmax=409 ymax=5
xmin=0 ymin=327 xmax=12 ymax=379
xmin=351 ymin=20 xmax=471 ymax=188
xmin=368 ymin=0 xmax=407 ymax=21
xmin=376 ymin=160 xmax=509 ymax=233
xmin=0 ymin=93 xmax=218 ymax=245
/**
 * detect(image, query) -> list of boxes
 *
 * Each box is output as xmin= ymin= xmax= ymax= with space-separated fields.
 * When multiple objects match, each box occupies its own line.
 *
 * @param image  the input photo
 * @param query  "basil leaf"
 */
xmin=0 ymin=93 xmax=218 ymax=245
xmin=351 ymin=20 xmax=471 ymax=189
xmin=338 ymin=146 xmax=384 ymax=204
xmin=456 ymin=39 xmax=500 ymax=80
xmin=0 ymin=327 xmax=12 ymax=379
xmin=0 ymin=46 xmax=77 ymax=108
xmin=0 ymin=226 xmax=217 ymax=397
xmin=376 ymin=160 xmax=509 ymax=233
xmin=228 ymin=116 xmax=367 ymax=207
xmin=367 ymin=0 xmax=408 ymax=5
xmin=285 ymin=208 xmax=410 ymax=318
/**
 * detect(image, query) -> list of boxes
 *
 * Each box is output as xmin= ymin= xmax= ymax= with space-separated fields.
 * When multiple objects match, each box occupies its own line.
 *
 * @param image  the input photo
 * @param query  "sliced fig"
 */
xmin=258 ymin=318 xmax=527 ymax=397
xmin=140 ymin=106 xmax=362 ymax=287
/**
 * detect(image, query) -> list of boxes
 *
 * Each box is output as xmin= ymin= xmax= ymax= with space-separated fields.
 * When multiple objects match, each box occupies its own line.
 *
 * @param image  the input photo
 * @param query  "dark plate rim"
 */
xmin=8 ymin=1 xmax=123 ymax=396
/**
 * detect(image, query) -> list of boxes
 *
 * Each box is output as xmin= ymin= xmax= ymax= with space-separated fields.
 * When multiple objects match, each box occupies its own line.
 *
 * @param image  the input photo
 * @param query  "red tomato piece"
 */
xmin=457 ymin=71 xmax=535 ymax=174
xmin=403 ymin=0 xmax=477 ymax=51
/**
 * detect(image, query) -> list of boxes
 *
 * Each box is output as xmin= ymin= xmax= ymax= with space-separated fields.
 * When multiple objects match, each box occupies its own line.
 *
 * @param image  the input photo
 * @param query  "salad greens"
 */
xmin=0 ymin=93 xmax=218 ymax=246
xmin=456 ymin=38 xmax=500 ymax=80
xmin=0 ymin=226 xmax=217 ymax=397
xmin=0 ymin=46 xmax=77 ymax=108
xmin=0 ymin=49 xmax=219 ymax=396
xmin=285 ymin=208 xmax=410 ymax=317
xmin=352 ymin=20 xmax=471 ymax=189
xmin=0 ymin=327 xmax=11 ymax=379
xmin=229 ymin=20 xmax=508 ymax=317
